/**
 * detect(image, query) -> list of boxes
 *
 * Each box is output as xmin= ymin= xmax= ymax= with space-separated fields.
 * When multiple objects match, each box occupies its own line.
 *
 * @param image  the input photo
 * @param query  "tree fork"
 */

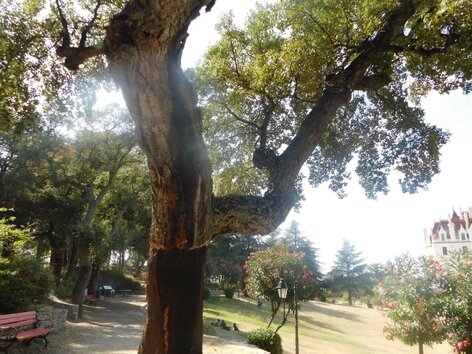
xmin=139 ymin=247 xmax=207 ymax=354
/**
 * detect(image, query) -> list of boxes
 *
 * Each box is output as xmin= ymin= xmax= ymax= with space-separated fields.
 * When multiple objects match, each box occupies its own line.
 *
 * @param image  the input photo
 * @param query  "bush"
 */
xmin=0 ymin=255 xmax=54 ymax=313
xmin=224 ymin=287 xmax=234 ymax=299
xmin=247 ymin=328 xmax=282 ymax=354
xmin=99 ymin=268 xmax=144 ymax=293
xmin=203 ymin=287 xmax=211 ymax=300
xmin=54 ymin=279 xmax=75 ymax=300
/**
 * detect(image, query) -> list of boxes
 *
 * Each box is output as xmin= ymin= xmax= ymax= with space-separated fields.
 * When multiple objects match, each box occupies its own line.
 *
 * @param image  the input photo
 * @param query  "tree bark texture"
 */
xmin=139 ymin=247 xmax=206 ymax=354
xmin=105 ymin=2 xmax=214 ymax=352
xmin=71 ymin=241 xmax=92 ymax=318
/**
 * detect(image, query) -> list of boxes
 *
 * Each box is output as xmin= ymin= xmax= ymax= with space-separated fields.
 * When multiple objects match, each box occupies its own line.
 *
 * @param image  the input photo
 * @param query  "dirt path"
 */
xmin=8 ymin=295 xmax=265 ymax=354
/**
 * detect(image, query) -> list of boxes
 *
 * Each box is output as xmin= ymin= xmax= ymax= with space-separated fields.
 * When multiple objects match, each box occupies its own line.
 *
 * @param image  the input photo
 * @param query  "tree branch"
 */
xmin=55 ymin=0 xmax=104 ymax=70
xmin=211 ymin=1 xmax=420 ymax=237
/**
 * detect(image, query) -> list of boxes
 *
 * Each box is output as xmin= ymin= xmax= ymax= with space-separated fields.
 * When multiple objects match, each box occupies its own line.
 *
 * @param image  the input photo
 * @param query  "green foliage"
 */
xmin=224 ymin=288 xmax=235 ymax=299
xmin=245 ymin=244 xmax=317 ymax=304
xmin=0 ymin=208 xmax=30 ymax=257
xmin=207 ymin=233 xmax=264 ymax=290
xmin=99 ymin=268 xmax=144 ymax=293
xmin=192 ymin=0 xmax=469 ymax=200
xmin=441 ymin=251 xmax=472 ymax=353
xmin=0 ymin=255 xmax=54 ymax=313
xmin=203 ymin=287 xmax=211 ymax=300
xmin=54 ymin=279 xmax=75 ymax=300
xmin=379 ymin=254 xmax=446 ymax=351
xmin=329 ymin=240 xmax=368 ymax=305
xmin=247 ymin=327 xmax=283 ymax=354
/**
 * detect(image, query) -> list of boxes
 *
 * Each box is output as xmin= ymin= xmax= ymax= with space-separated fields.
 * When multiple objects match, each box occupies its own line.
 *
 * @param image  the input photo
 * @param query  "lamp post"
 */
xmin=277 ymin=277 xmax=299 ymax=354
xmin=277 ymin=278 xmax=288 ymax=319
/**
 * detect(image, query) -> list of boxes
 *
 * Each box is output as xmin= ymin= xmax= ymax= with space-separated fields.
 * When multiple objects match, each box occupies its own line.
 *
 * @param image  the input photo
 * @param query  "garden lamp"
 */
xmin=277 ymin=278 xmax=288 ymax=299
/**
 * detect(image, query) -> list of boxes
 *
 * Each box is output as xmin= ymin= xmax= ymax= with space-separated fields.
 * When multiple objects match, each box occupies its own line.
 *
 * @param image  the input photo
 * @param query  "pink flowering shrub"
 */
xmin=244 ymin=244 xmax=317 ymax=329
xmin=380 ymin=251 xmax=472 ymax=354
xmin=441 ymin=251 xmax=472 ymax=354
xmin=379 ymin=254 xmax=445 ymax=353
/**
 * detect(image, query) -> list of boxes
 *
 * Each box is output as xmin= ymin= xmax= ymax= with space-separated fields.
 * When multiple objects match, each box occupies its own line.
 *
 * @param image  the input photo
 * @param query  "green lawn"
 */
xmin=203 ymin=296 xmax=453 ymax=354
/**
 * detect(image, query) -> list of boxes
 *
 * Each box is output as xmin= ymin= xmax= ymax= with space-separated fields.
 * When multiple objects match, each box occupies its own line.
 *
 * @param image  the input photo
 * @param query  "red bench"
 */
xmin=0 ymin=311 xmax=54 ymax=353
xmin=85 ymin=294 xmax=97 ymax=305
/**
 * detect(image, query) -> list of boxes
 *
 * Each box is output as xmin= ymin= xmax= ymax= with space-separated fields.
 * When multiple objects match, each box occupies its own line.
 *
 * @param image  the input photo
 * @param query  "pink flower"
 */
xmin=388 ymin=301 xmax=397 ymax=309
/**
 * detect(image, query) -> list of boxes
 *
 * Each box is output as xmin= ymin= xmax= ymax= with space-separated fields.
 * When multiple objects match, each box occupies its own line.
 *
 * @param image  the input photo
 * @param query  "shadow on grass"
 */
xmin=304 ymin=302 xmax=363 ymax=322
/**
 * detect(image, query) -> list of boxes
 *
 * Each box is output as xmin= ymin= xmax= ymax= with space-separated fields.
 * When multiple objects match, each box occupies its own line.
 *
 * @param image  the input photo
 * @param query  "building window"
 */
xmin=463 ymin=246 xmax=469 ymax=253
xmin=462 ymin=233 xmax=466 ymax=241
xmin=441 ymin=234 xmax=445 ymax=241
xmin=442 ymin=247 xmax=448 ymax=256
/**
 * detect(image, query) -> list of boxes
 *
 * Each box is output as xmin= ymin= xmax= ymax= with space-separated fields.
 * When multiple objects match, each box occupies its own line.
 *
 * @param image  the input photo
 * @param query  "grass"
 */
xmin=203 ymin=296 xmax=454 ymax=354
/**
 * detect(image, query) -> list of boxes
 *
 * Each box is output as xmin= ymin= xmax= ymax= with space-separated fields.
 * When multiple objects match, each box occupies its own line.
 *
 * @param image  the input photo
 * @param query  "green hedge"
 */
xmin=247 ymin=328 xmax=283 ymax=354
xmin=0 ymin=255 xmax=54 ymax=313
xmin=224 ymin=287 xmax=234 ymax=299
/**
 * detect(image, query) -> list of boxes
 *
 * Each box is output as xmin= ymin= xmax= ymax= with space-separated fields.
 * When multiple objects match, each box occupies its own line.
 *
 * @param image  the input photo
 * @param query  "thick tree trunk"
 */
xmin=139 ymin=247 xmax=206 ymax=354
xmin=106 ymin=3 xmax=214 ymax=352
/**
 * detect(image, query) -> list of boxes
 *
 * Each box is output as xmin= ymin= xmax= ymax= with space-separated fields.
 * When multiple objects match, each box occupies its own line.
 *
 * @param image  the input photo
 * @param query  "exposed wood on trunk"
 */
xmin=105 ymin=0 xmax=214 ymax=250
xmin=139 ymin=247 xmax=206 ymax=354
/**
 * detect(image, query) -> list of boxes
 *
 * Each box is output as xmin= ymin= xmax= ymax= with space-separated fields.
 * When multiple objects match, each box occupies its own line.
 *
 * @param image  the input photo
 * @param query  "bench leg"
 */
xmin=26 ymin=336 xmax=48 ymax=349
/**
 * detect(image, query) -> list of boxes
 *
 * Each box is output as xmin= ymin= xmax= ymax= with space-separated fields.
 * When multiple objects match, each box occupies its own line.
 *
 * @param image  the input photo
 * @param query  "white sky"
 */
xmin=183 ymin=2 xmax=472 ymax=272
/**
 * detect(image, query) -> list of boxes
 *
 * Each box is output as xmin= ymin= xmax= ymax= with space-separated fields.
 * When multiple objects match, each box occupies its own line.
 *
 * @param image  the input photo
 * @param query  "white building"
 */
xmin=424 ymin=207 xmax=472 ymax=260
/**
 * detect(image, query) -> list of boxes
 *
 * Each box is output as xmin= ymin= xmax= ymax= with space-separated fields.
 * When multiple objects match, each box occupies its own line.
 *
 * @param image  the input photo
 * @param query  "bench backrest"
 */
xmin=0 ymin=311 xmax=37 ymax=328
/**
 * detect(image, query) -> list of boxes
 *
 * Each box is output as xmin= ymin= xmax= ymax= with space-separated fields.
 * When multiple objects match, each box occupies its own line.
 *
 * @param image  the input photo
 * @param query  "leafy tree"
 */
xmin=245 ymin=244 xmax=317 ymax=331
xmin=280 ymin=221 xmax=321 ymax=282
xmin=0 ymin=212 xmax=54 ymax=313
xmin=3 ymin=0 xmax=472 ymax=351
xmin=441 ymin=251 xmax=472 ymax=354
xmin=207 ymin=233 xmax=263 ymax=291
xmin=0 ymin=208 xmax=30 ymax=258
xmin=329 ymin=239 xmax=367 ymax=305
xmin=379 ymin=254 xmax=445 ymax=354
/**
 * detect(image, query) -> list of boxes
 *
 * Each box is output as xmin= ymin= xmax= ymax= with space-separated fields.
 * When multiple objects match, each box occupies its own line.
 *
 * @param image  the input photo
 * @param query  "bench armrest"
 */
xmin=0 ymin=326 xmax=17 ymax=340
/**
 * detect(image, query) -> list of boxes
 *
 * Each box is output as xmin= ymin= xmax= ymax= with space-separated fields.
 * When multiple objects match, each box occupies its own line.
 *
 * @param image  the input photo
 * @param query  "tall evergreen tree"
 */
xmin=281 ymin=221 xmax=322 ymax=282
xmin=330 ymin=239 xmax=367 ymax=305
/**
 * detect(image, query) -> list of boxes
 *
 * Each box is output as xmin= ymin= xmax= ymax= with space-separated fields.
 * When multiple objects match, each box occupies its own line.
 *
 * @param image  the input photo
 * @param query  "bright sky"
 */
xmin=183 ymin=2 xmax=472 ymax=272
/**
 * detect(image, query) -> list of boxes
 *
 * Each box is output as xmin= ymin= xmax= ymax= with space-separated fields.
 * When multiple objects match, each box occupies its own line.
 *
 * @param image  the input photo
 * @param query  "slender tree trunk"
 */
xmin=66 ymin=237 xmax=79 ymax=279
xmin=71 ymin=242 xmax=92 ymax=318
xmin=418 ymin=341 xmax=424 ymax=354
xmin=50 ymin=246 xmax=65 ymax=284
xmin=87 ymin=264 xmax=100 ymax=296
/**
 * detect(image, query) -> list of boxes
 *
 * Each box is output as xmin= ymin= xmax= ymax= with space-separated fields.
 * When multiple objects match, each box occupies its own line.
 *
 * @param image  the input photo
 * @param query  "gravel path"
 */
xmin=7 ymin=295 xmax=265 ymax=354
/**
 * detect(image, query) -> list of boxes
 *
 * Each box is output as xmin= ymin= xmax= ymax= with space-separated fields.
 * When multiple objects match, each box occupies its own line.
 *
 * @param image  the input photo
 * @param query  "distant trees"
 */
xmin=0 ymin=105 xmax=150 ymax=316
xmin=329 ymin=239 xmax=367 ymax=305
xmin=207 ymin=233 xmax=264 ymax=292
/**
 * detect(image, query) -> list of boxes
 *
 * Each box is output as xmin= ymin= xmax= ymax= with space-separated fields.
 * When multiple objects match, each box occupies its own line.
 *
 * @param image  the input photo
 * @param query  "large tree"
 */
xmin=2 ymin=0 xmax=472 ymax=353
xmin=330 ymin=239 xmax=367 ymax=305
